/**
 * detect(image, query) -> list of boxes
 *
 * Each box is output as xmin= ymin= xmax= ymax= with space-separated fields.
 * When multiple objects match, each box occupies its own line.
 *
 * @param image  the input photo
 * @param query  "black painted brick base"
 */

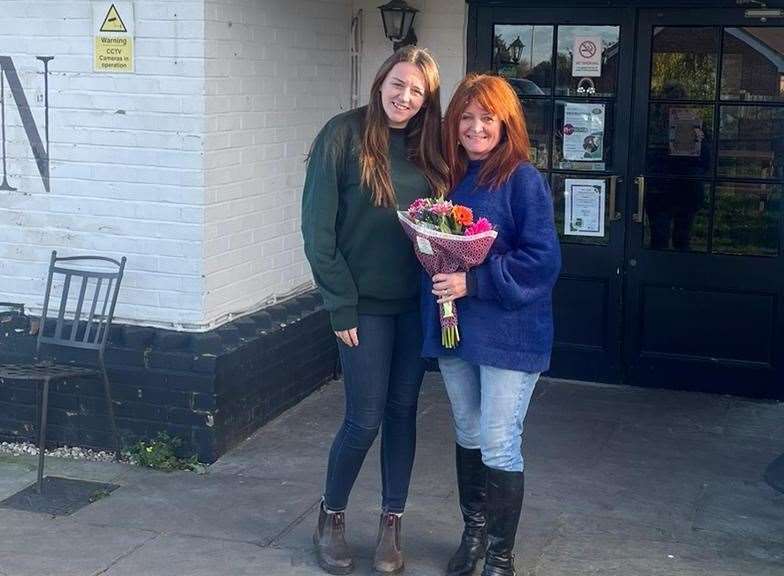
xmin=0 ymin=291 xmax=338 ymax=463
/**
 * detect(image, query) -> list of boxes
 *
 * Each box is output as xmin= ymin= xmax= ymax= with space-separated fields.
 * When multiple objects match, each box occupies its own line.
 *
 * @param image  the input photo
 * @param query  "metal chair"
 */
xmin=0 ymin=251 xmax=126 ymax=493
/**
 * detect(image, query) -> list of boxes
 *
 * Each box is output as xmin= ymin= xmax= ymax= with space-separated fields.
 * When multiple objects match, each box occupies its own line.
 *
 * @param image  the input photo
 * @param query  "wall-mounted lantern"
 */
xmin=509 ymin=36 xmax=525 ymax=65
xmin=378 ymin=0 xmax=418 ymax=52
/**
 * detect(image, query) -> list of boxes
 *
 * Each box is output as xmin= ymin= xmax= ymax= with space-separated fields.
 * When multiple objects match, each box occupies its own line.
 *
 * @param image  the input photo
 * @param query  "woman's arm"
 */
xmin=301 ymin=122 xmax=359 ymax=332
xmin=468 ymin=168 xmax=561 ymax=309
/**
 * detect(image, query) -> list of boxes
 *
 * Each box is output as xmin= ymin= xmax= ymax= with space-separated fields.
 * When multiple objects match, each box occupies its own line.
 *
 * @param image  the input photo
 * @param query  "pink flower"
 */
xmin=407 ymin=198 xmax=429 ymax=218
xmin=430 ymin=200 xmax=454 ymax=216
xmin=465 ymin=217 xmax=492 ymax=236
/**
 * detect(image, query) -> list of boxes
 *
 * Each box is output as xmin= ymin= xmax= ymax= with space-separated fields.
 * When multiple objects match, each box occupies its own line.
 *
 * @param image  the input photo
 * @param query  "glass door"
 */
xmin=626 ymin=9 xmax=784 ymax=396
xmin=473 ymin=6 xmax=637 ymax=382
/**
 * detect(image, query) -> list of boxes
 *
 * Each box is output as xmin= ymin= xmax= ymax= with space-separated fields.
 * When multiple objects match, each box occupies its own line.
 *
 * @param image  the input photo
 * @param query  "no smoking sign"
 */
xmin=573 ymin=36 xmax=602 ymax=78
xmin=579 ymin=40 xmax=597 ymax=59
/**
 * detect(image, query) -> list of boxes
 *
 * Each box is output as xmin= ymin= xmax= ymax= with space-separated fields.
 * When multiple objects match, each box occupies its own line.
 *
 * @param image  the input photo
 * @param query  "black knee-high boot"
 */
xmin=481 ymin=468 xmax=524 ymax=576
xmin=447 ymin=445 xmax=487 ymax=576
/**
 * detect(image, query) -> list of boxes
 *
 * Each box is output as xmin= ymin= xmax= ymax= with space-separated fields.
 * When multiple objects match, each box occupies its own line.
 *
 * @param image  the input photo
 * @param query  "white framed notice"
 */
xmin=563 ymin=103 xmax=605 ymax=161
xmin=572 ymin=36 xmax=602 ymax=77
xmin=564 ymin=178 xmax=605 ymax=237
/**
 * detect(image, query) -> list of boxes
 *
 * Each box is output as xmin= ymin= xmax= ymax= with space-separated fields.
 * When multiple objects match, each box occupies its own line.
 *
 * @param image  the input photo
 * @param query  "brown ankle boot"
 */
xmin=313 ymin=503 xmax=354 ymax=575
xmin=373 ymin=512 xmax=404 ymax=574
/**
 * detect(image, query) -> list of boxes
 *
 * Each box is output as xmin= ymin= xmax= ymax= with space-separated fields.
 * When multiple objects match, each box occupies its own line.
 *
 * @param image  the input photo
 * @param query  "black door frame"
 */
xmin=625 ymin=8 xmax=784 ymax=397
xmin=467 ymin=0 xmax=784 ymax=398
xmin=471 ymin=3 xmax=637 ymax=384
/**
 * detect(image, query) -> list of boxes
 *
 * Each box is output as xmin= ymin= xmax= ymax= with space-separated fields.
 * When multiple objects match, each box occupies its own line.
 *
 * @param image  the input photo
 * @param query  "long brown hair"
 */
xmin=362 ymin=46 xmax=448 ymax=206
xmin=442 ymin=74 xmax=530 ymax=191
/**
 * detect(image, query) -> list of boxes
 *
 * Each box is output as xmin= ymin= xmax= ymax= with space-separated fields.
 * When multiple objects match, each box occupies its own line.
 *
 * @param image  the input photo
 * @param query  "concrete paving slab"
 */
xmin=693 ymin=478 xmax=784 ymax=544
xmin=722 ymin=398 xmax=784 ymax=442
xmin=0 ymin=508 xmax=155 ymax=576
xmin=561 ymin=509 xmax=784 ymax=566
xmin=524 ymin=469 xmax=703 ymax=542
xmin=687 ymin=526 xmax=784 ymax=566
xmin=1 ymin=376 xmax=782 ymax=576
xmin=766 ymin=452 xmax=784 ymax=494
xmin=524 ymin=414 xmax=619 ymax=477
xmin=593 ymin=419 xmax=780 ymax=482
xmin=535 ymin=380 xmax=733 ymax=435
xmin=72 ymin=470 xmax=317 ymax=545
xmin=533 ymin=519 xmax=784 ymax=576
xmin=0 ymin=455 xmax=37 ymax=501
xmin=102 ymin=533 xmax=323 ymax=576
xmin=208 ymin=385 xmax=343 ymax=480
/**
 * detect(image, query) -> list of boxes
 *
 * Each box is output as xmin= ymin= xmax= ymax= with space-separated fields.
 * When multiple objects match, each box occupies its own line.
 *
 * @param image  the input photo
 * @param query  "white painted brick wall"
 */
xmin=0 ymin=0 xmax=207 ymax=329
xmin=0 ymin=0 xmax=465 ymax=331
xmin=201 ymin=0 xmax=464 ymax=329
xmin=354 ymin=0 xmax=466 ymax=111
xmin=202 ymin=0 xmax=351 ymax=327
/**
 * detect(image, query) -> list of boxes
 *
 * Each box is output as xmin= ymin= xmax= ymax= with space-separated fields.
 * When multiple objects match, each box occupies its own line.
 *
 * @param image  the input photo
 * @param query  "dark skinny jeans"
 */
xmin=323 ymin=310 xmax=425 ymax=514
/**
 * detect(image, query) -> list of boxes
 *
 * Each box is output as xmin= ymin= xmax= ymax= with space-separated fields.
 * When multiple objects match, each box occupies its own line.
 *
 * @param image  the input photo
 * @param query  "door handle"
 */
xmin=632 ymin=175 xmax=646 ymax=223
xmin=608 ymin=175 xmax=622 ymax=221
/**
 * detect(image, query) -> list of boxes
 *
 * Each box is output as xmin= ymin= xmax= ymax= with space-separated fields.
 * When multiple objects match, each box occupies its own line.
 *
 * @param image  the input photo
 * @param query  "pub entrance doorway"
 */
xmin=469 ymin=2 xmax=784 ymax=398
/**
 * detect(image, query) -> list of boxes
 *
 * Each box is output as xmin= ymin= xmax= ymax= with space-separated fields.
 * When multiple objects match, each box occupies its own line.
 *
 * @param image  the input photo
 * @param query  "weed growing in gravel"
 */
xmin=127 ymin=433 xmax=205 ymax=473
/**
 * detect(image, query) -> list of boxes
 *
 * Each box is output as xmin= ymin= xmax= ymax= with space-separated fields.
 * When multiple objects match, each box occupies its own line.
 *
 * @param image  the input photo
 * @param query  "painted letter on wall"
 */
xmin=0 ymin=56 xmax=52 ymax=193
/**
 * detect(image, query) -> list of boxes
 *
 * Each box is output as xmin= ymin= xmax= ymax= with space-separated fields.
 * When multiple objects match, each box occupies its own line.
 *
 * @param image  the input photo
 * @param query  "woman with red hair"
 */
xmin=421 ymin=74 xmax=560 ymax=576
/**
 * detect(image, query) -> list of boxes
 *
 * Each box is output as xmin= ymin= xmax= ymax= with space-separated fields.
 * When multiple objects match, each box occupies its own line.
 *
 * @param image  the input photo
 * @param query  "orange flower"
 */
xmin=452 ymin=205 xmax=474 ymax=227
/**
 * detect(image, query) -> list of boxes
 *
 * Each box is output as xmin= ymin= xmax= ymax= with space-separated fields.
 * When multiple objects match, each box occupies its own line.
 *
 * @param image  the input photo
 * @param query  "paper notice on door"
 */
xmin=563 ymin=103 xmax=605 ymax=161
xmin=564 ymin=178 xmax=605 ymax=237
xmin=668 ymin=108 xmax=703 ymax=157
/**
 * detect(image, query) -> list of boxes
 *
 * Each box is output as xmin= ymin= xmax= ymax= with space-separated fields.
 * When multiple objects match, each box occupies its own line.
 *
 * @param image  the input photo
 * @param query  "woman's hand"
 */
xmin=335 ymin=327 xmax=359 ymax=347
xmin=432 ymin=273 xmax=467 ymax=304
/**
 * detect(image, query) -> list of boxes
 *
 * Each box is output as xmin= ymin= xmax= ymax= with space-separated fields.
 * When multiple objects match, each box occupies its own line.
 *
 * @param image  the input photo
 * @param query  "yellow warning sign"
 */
xmin=94 ymin=2 xmax=134 ymax=73
xmin=94 ymin=36 xmax=133 ymax=72
xmin=100 ymin=4 xmax=127 ymax=33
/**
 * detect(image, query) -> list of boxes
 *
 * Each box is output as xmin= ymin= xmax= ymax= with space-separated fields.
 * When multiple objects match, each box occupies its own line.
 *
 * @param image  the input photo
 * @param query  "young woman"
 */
xmin=301 ymin=47 xmax=448 ymax=575
xmin=421 ymin=74 xmax=561 ymax=576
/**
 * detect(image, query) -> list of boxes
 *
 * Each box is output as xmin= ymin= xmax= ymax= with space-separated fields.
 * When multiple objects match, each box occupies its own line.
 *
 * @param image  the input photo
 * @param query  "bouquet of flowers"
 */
xmin=398 ymin=198 xmax=497 ymax=348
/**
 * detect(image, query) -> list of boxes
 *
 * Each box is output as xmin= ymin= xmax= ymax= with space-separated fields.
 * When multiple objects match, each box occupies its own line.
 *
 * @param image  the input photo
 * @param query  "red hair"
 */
xmin=442 ymin=74 xmax=530 ymax=192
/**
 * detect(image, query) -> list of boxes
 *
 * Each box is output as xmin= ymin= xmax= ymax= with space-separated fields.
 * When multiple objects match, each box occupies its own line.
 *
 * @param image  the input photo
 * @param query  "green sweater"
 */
xmin=301 ymin=107 xmax=431 ymax=331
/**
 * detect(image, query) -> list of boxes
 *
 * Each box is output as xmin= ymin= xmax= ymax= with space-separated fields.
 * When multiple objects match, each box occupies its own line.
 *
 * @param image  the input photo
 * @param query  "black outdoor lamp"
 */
xmin=509 ymin=36 xmax=525 ymax=64
xmin=379 ymin=0 xmax=418 ymax=52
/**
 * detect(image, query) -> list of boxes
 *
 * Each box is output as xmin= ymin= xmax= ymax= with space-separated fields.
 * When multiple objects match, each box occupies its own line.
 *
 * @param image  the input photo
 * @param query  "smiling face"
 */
xmin=458 ymin=100 xmax=502 ymax=161
xmin=379 ymin=62 xmax=427 ymax=129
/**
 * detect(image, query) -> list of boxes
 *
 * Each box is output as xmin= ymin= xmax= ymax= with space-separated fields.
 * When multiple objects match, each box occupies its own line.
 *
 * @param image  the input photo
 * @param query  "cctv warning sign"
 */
xmin=93 ymin=2 xmax=134 ymax=72
xmin=100 ymin=4 xmax=128 ymax=32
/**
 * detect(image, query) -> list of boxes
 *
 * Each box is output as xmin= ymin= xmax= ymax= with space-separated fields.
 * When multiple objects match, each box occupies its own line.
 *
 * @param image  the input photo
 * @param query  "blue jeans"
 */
xmin=324 ymin=311 xmax=425 ymax=514
xmin=438 ymin=356 xmax=539 ymax=472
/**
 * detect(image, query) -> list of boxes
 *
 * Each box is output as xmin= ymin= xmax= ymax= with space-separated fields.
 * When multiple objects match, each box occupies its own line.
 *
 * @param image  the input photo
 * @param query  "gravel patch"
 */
xmin=0 ymin=441 xmax=123 ymax=463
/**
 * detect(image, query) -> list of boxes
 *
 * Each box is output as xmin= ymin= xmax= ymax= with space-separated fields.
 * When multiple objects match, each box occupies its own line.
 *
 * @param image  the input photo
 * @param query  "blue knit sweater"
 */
xmin=421 ymin=161 xmax=561 ymax=372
